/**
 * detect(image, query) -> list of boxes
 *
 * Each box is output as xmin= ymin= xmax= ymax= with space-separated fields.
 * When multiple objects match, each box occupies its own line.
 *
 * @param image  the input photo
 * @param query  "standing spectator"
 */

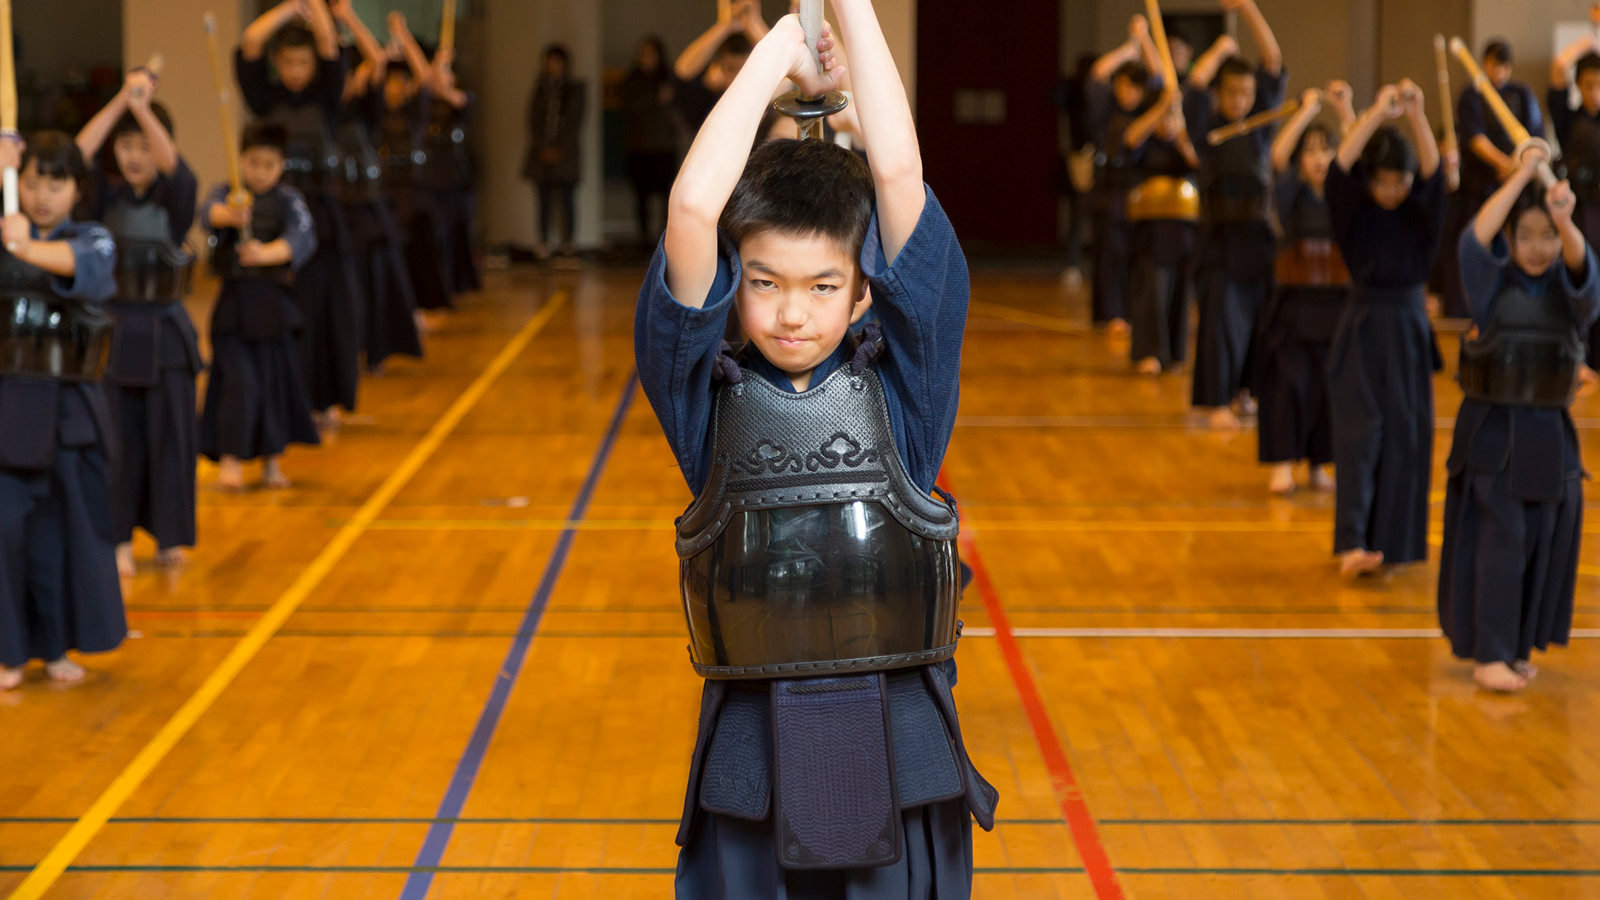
xmin=622 ymin=35 xmax=679 ymax=248
xmin=522 ymin=44 xmax=586 ymax=259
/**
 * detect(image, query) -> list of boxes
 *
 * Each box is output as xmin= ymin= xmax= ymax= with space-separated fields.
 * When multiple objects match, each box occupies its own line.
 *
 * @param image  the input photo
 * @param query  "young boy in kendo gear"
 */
xmin=199 ymin=124 xmax=322 ymax=490
xmin=634 ymin=3 xmax=996 ymax=896
xmin=76 ymin=65 xmax=203 ymax=576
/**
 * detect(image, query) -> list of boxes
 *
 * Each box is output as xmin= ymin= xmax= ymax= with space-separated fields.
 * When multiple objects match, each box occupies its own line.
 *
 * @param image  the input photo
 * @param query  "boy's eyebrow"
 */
xmin=744 ymin=260 xmax=846 ymax=281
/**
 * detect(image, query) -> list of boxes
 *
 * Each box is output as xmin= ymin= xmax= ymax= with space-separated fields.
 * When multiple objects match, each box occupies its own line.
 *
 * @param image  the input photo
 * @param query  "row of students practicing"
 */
xmin=1 ymin=0 xmax=481 ymax=690
xmin=1088 ymin=13 xmax=1591 ymax=692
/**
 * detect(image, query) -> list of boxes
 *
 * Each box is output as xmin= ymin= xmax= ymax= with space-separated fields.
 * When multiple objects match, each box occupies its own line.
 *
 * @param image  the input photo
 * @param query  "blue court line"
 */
xmin=396 ymin=374 xmax=638 ymax=900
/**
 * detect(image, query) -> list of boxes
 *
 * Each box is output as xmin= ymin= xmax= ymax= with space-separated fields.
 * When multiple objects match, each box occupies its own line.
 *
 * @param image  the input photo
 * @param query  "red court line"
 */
xmin=939 ymin=472 xmax=1125 ymax=900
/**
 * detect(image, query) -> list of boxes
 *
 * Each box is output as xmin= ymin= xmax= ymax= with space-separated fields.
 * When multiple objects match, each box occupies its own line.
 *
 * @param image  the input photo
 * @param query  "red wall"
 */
xmin=916 ymin=0 xmax=1061 ymax=247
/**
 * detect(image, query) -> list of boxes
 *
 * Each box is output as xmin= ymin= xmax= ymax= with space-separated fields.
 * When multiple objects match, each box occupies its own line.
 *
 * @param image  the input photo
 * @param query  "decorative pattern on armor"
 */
xmin=729 ymin=432 xmax=882 ymax=478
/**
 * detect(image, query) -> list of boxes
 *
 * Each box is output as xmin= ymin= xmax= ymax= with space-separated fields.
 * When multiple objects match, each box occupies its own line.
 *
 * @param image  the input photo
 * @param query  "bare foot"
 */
xmin=1474 ymin=662 xmax=1528 ymax=692
xmin=116 ymin=543 xmax=136 ymax=577
xmin=156 ymin=546 xmax=187 ymax=568
xmin=1268 ymin=463 xmax=1295 ymax=495
xmin=45 ymin=657 xmax=86 ymax=685
xmin=1579 ymin=365 xmax=1599 ymax=399
xmin=1107 ymin=318 xmax=1131 ymax=337
xmin=1208 ymin=407 xmax=1241 ymax=431
xmin=1310 ymin=465 xmax=1336 ymax=492
xmin=0 ymin=666 xmax=22 ymax=691
xmin=314 ymin=408 xmax=342 ymax=433
xmin=1235 ymin=393 xmax=1258 ymax=417
xmin=1338 ymin=548 xmax=1384 ymax=577
xmin=1513 ymin=660 xmax=1539 ymax=681
xmin=217 ymin=456 xmax=245 ymax=491
xmin=1135 ymin=357 xmax=1162 ymax=376
xmin=1060 ymin=266 xmax=1084 ymax=290
xmin=262 ymin=456 xmax=291 ymax=489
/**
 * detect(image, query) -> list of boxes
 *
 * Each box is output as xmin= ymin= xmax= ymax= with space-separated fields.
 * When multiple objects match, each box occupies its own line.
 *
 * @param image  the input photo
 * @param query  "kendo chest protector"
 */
xmin=676 ymin=351 xmax=963 ymax=679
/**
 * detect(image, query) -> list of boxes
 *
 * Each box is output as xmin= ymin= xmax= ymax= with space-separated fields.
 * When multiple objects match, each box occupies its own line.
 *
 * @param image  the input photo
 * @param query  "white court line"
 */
xmin=961 ymin=627 xmax=1600 ymax=639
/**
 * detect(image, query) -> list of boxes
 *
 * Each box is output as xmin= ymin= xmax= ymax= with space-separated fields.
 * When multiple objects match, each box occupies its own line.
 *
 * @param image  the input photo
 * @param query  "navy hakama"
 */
xmin=1255 ymin=286 xmax=1339 ymax=464
xmin=199 ymin=285 xmax=322 ymax=462
xmin=103 ymin=307 xmax=202 ymax=548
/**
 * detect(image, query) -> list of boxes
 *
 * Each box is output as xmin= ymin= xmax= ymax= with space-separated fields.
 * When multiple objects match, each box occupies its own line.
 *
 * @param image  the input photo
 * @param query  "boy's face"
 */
xmin=274 ymin=45 xmax=318 ymax=93
xmin=1298 ymin=131 xmax=1334 ymax=188
xmin=384 ymin=71 xmax=410 ymax=108
xmin=1579 ymin=69 xmax=1600 ymax=113
xmin=1486 ymin=57 xmax=1513 ymax=89
xmin=1170 ymin=38 xmax=1194 ymax=74
xmin=1217 ymin=71 xmax=1256 ymax=122
xmin=19 ymin=160 xmax=78 ymax=232
xmin=1367 ymin=167 xmax=1414 ymax=210
xmin=1112 ymin=74 xmax=1144 ymax=112
xmin=240 ymin=146 xmax=285 ymax=196
xmin=735 ymin=229 xmax=870 ymax=389
xmin=1510 ymin=206 xmax=1561 ymax=277
xmin=113 ymin=131 xmax=156 ymax=191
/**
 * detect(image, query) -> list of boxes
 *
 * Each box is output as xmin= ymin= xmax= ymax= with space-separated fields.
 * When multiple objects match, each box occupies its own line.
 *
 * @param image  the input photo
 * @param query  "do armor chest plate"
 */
xmin=0 ymin=254 xmax=113 ymax=381
xmin=1459 ymin=282 xmax=1584 ymax=409
xmin=676 ymin=362 xmax=962 ymax=679
xmin=103 ymin=198 xmax=195 ymax=304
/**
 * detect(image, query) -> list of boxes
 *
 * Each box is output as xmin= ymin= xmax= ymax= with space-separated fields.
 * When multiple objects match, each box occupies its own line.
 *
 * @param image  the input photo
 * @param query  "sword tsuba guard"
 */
xmin=772 ymin=89 xmax=849 ymax=129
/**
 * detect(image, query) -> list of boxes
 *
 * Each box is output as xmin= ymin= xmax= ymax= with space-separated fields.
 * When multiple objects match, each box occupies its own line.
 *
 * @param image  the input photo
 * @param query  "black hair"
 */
xmin=1507 ymin=181 xmax=1553 ymax=237
xmin=272 ymin=23 xmax=316 ymax=53
xmin=240 ymin=122 xmax=288 ymax=155
xmin=1484 ymin=39 xmax=1513 ymax=65
xmin=1166 ymin=26 xmax=1192 ymax=50
xmin=717 ymin=34 xmax=753 ymax=59
xmin=1292 ymin=122 xmax=1334 ymax=164
xmin=1360 ymin=125 xmax=1416 ymax=175
xmin=1111 ymin=61 xmax=1148 ymax=88
xmin=544 ymin=43 xmax=570 ymax=66
xmin=1214 ymin=55 xmax=1255 ymax=89
xmin=721 ymin=139 xmax=874 ymax=264
xmin=111 ymin=101 xmax=175 ymax=142
xmin=21 ymin=130 xmax=88 ymax=192
xmin=1577 ymin=53 xmax=1600 ymax=83
xmin=637 ymin=34 xmax=667 ymax=66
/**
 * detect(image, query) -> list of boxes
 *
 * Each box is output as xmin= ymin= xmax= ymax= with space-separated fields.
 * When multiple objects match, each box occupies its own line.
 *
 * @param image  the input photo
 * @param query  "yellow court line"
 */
xmin=969 ymin=301 xmax=1092 ymax=334
xmin=5 ymin=293 xmax=571 ymax=900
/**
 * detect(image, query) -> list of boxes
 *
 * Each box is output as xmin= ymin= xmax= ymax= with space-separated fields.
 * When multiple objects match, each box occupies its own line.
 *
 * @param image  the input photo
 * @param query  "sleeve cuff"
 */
xmin=651 ymin=231 xmax=740 ymax=317
xmin=859 ymin=184 xmax=942 ymax=299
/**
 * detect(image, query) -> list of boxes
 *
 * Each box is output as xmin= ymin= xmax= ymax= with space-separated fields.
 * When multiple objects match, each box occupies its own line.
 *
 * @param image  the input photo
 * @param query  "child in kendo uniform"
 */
xmin=379 ymin=12 xmax=453 ymax=321
xmin=1255 ymin=84 xmax=1355 ymax=495
xmin=76 ymin=66 xmax=203 ymax=576
xmin=198 ymin=124 xmax=322 ymax=490
xmin=329 ymin=0 xmax=423 ymax=372
xmin=1085 ymin=14 xmax=1162 ymax=333
xmin=1325 ymin=82 xmax=1445 ymax=576
xmin=1123 ymin=86 xmax=1200 ymax=374
xmin=634 ymin=4 xmax=996 ymax=896
xmin=236 ymin=0 xmax=360 ymax=426
xmin=0 ymin=133 xmax=123 ymax=689
xmin=1439 ymin=148 xmax=1598 ymax=692
xmin=1181 ymin=0 xmax=1285 ymax=429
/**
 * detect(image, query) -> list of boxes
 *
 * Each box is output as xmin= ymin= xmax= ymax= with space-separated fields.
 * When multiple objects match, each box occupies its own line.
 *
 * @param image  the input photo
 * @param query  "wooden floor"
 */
xmin=3 ymin=262 xmax=1600 ymax=900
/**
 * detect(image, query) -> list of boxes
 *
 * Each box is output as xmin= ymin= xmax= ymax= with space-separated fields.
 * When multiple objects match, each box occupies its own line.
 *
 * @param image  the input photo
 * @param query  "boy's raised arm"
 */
xmin=665 ymin=15 xmax=842 ymax=306
xmin=831 ymin=0 xmax=921 ymax=264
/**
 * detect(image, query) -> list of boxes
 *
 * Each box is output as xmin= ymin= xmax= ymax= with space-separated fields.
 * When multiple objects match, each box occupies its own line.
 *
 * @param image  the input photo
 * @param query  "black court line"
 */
xmin=3 ymin=864 xmax=1598 ymax=877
